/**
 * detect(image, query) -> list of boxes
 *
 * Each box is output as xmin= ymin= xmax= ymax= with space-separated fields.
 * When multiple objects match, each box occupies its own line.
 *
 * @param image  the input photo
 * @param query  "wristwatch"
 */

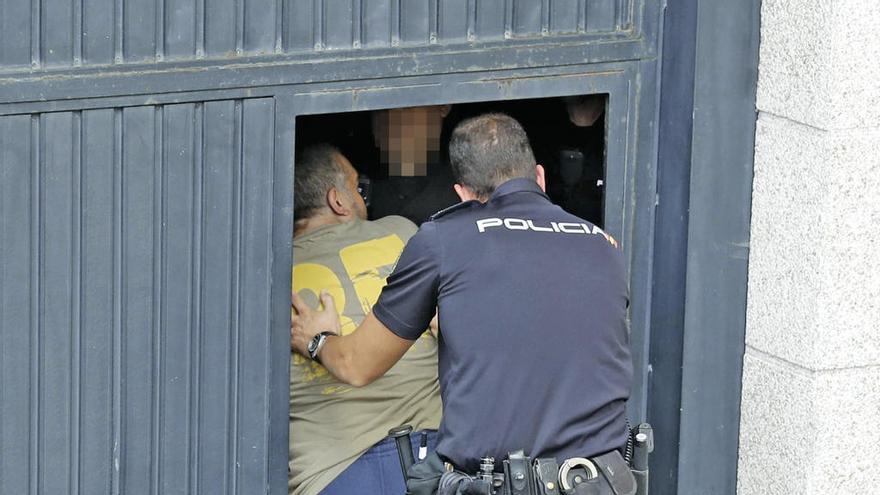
xmin=307 ymin=331 xmax=334 ymax=364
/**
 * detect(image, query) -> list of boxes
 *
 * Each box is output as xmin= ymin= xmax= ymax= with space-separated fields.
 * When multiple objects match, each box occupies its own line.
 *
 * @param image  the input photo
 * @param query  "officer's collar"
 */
xmin=488 ymin=178 xmax=550 ymax=201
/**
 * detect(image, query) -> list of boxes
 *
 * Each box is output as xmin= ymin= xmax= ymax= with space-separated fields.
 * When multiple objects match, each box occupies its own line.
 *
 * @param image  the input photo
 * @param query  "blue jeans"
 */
xmin=320 ymin=430 xmax=438 ymax=495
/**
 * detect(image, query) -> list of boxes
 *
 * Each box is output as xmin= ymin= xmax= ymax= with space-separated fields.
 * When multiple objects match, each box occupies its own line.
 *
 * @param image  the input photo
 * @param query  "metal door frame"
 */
xmin=273 ymin=61 xmax=660 ymax=489
xmin=0 ymin=0 xmax=764 ymax=492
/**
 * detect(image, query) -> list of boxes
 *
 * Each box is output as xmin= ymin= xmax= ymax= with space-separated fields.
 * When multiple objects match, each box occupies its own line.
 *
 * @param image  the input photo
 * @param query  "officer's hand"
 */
xmin=290 ymin=290 xmax=342 ymax=356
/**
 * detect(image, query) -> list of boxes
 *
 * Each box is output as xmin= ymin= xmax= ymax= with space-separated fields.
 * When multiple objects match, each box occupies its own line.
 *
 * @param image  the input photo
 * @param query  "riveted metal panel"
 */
xmin=82 ymin=0 xmax=116 ymax=64
xmin=40 ymin=111 xmax=79 ymax=494
xmin=549 ymin=0 xmax=580 ymax=34
xmin=117 ymin=105 xmax=159 ymax=494
xmin=158 ymin=103 xmax=198 ymax=494
xmin=400 ymin=0 xmax=431 ymax=45
xmin=587 ymin=0 xmax=620 ymax=32
xmin=80 ymin=108 xmax=116 ymax=495
xmin=0 ymin=1 xmax=32 ymax=68
xmin=475 ymin=0 xmax=506 ymax=41
xmin=234 ymin=98 xmax=276 ymax=492
xmin=244 ymin=0 xmax=278 ymax=53
xmin=123 ymin=0 xmax=158 ymax=62
xmin=438 ymin=0 xmax=468 ymax=41
xmin=0 ymin=98 xmax=277 ymax=495
xmin=165 ymin=0 xmax=198 ymax=59
xmin=197 ymin=99 xmax=240 ymax=494
xmin=42 ymin=0 xmax=77 ymax=66
xmin=0 ymin=0 xmax=637 ymax=72
xmin=511 ymin=0 xmax=542 ymax=37
xmin=0 ymin=114 xmax=35 ymax=495
xmin=322 ymin=0 xmax=356 ymax=50
xmin=205 ymin=0 xmax=238 ymax=56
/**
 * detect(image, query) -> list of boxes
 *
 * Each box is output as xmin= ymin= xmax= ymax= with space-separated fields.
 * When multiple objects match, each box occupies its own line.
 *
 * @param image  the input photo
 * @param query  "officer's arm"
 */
xmin=291 ymin=291 xmax=413 ymax=387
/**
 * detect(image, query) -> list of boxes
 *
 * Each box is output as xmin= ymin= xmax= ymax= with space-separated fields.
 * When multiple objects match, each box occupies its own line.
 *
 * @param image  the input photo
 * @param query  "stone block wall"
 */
xmin=738 ymin=0 xmax=880 ymax=493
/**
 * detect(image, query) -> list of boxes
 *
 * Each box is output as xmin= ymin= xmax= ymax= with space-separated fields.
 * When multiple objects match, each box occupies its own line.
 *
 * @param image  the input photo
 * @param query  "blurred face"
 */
xmin=564 ymin=95 xmax=605 ymax=127
xmin=372 ymin=106 xmax=446 ymax=176
xmin=334 ymin=152 xmax=367 ymax=220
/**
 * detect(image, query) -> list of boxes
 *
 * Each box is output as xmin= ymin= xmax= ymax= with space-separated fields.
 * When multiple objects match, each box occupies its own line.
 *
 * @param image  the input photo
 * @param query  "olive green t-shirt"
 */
xmin=289 ymin=216 xmax=442 ymax=495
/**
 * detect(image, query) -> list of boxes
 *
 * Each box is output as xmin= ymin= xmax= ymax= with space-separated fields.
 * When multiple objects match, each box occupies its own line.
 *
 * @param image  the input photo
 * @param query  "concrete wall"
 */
xmin=738 ymin=1 xmax=880 ymax=494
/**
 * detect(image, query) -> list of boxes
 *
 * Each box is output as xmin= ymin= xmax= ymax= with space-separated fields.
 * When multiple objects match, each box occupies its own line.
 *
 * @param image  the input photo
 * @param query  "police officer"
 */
xmin=291 ymin=113 xmax=632 ymax=494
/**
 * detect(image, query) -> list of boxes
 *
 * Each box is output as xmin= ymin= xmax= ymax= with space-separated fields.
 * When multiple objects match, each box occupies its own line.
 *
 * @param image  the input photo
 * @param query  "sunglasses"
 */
xmin=356 ymin=175 xmax=372 ymax=207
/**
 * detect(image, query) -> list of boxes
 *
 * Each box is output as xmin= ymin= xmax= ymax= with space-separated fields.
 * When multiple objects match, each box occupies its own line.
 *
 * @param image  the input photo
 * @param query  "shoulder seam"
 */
xmin=429 ymin=200 xmax=478 ymax=221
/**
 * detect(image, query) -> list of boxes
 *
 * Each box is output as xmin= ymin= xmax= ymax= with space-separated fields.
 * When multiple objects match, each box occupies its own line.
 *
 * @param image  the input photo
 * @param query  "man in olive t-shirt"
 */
xmin=289 ymin=144 xmax=442 ymax=495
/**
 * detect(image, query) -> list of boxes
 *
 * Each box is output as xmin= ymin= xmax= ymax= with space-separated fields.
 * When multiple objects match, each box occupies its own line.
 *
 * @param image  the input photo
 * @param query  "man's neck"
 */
xmin=293 ymin=213 xmax=352 ymax=239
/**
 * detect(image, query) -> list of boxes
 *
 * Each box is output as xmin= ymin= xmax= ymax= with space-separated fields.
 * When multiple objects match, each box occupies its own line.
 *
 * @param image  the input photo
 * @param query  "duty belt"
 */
xmin=389 ymin=424 xmax=655 ymax=495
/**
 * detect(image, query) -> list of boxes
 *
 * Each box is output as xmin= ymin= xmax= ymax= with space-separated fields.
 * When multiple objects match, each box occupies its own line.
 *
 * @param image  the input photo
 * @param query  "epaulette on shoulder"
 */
xmin=428 ymin=200 xmax=479 ymax=221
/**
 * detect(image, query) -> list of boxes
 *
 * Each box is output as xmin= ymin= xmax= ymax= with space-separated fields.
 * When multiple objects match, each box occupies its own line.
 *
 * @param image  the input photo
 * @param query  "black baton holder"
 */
xmin=389 ymin=424 xmax=416 ymax=484
xmin=630 ymin=424 xmax=654 ymax=495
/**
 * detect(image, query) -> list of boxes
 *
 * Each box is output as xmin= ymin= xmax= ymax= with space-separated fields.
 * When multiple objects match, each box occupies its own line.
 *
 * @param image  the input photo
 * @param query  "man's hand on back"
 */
xmin=291 ymin=291 xmax=342 ymax=356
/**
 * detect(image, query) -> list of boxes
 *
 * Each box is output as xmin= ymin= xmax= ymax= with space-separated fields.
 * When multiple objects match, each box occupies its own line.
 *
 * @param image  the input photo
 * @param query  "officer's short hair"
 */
xmin=448 ymin=113 xmax=536 ymax=198
xmin=294 ymin=143 xmax=348 ymax=220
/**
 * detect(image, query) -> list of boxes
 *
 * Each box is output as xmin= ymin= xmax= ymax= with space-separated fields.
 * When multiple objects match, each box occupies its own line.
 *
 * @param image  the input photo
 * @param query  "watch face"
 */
xmin=307 ymin=335 xmax=319 ymax=354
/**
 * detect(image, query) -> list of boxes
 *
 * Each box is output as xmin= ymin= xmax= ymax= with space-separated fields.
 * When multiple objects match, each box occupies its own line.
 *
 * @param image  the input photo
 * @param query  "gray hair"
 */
xmin=294 ymin=143 xmax=348 ymax=220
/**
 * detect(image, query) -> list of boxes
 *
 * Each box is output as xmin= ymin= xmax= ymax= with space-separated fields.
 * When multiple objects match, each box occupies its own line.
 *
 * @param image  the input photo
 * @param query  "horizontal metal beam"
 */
xmin=0 ymin=34 xmax=651 ymax=112
xmin=0 ymin=58 xmax=640 ymax=116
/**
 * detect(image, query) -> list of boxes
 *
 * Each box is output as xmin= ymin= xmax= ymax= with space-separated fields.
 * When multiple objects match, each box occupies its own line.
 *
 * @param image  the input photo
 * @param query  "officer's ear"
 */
xmin=535 ymin=165 xmax=547 ymax=193
xmin=326 ymin=186 xmax=351 ymax=216
xmin=454 ymin=183 xmax=479 ymax=203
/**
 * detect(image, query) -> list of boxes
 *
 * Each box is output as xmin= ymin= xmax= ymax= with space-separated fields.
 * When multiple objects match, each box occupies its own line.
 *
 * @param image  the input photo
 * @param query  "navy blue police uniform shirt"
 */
xmin=373 ymin=178 xmax=632 ymax=472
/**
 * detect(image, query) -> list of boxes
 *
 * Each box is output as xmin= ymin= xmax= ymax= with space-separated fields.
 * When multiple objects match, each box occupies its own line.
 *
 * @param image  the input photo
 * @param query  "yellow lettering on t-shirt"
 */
xmin=292 ymin=262 xmax=357 ymax=335
xmin=291 ymin=234 xmax=431 ymax=384
xmin=291 ymin=263 xmax=357 ymax=378
xmin=339 ymin=235 xmax=405 ymax=314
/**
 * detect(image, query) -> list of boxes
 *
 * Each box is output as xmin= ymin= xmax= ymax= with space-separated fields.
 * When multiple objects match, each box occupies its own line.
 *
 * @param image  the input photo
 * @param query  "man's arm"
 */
xmin=291 ymin=291 xmax=414 ymax=387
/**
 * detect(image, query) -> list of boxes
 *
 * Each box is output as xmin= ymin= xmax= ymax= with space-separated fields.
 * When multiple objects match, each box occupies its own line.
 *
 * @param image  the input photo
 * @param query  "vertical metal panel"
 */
xmin=400 ymin=0 xmax=430 ymax=45
xmin=119 ymin=105 xmax=159 ymax=494
xmin=586 ymin=0 xmax=617 ymax=32
xmin=41 ymin=0 xmax=76 ymax=66
xmin=619 ymin=0 xmax=633 ymax=29
xmin=628 ymin=58 xmax=661 ymax=423
xmin=80 ymin=109 xmax=116 ymax=495
xmin=512 ymin=0 xmax=541 ymax=37
xmin=0 ymin=115 xmax=34 ymax=495
xmin=648 ymin=0 xmax=696 ymax=491
xmin=323 ymin=0 xmax=354 ymax=49
xmin=83 ymin=0 xmax=115 ymax=64
xmin=0 ymin=99 xmax=281 ymax=494
xmin=438 ymin=0 xmax=468 ymax=42
xmin=158 ymin=103 xmax=197 ymax=494
xmin=123 ymin=0 xmax=158 ymax=61
xmin=244 ymin=0 xmax=277 ymax=53
xmin=549 ymin=0 xmax=579 ymax=34
xmin=678 ymin=0 xmax=758 ymax=491
xmin=286 ymin=0 xmax=315 ymax=51
xmin=475 ymin=0 xmax=505 ymax=40
xmin=0 ymin=0 xmax=639 ymax=70
xmin=205 ymin=0 xmax=237 ymax=55
xmin=197 ymin=100 xmax=238 ymax=494
xmin=39 ymin=112 xmax=77 ymax=494
xmin=1 ymin=0 xmax=33 ymax=67
xmin=165 ymin=0 xmax=198 ymax=59
xmin=269 ymin=96 xmax=296 ymax=495
xmin=362 ymin=0 xmax=391 ymax=48
xmin=234 ymin=97 xmax=275 ymax=492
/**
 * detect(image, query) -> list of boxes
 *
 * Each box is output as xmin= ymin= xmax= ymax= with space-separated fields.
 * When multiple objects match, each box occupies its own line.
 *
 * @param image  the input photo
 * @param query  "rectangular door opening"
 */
xmin=294 ymin=95 xmax=609 ymax=227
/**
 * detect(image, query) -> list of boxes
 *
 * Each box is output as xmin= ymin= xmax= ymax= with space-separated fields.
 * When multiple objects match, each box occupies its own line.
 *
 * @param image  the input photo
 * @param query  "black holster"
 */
xmin=405 ymin=452 xmax=446 ymax=495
